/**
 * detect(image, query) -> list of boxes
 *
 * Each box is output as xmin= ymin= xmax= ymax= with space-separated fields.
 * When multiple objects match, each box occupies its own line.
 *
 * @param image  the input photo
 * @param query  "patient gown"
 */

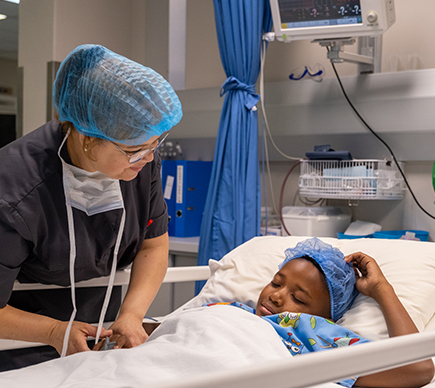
xmin=205 ymin=302 xmax=370 ymax=387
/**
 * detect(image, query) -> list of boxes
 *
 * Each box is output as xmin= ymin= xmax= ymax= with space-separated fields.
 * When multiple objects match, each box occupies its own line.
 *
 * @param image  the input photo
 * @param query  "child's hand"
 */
xmin=344 ymin=252 xmax=391 ymax=299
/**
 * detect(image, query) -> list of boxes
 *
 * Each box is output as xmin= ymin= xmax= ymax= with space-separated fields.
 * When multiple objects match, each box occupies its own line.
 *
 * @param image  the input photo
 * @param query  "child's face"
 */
xmin=256 ymin=258 xmax=331 ymax=319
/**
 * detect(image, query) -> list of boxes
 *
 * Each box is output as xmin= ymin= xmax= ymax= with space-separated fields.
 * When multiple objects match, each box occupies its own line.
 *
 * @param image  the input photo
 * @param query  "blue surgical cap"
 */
xmin=280 ymin=237 xmax=358 ymax=321
xmin=53 ymin=44 xmax=183 ymax=145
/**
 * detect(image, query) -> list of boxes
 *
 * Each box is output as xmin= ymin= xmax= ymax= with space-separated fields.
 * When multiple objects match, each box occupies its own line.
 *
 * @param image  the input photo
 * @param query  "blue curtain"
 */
xmin=196 ymin=0 xmax=272 ymax=293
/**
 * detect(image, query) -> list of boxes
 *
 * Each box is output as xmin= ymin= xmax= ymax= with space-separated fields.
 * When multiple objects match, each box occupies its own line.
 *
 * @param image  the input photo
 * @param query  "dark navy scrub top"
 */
xmin=0 ymin=120 xmax=168 ymax=323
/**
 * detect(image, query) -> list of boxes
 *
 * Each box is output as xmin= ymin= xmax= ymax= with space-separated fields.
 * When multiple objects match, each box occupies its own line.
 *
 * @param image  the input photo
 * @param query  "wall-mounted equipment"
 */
xmin=267 ymin=0 xmax=396 ymax=74
xmin=269 ymin=0 xmax=395 ymax=42
xmin=299 ymin=159 xmax=405 ymax=200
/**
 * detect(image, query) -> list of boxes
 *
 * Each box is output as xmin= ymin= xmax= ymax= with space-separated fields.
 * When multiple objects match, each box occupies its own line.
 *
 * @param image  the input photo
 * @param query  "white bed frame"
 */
xmin=4 ymin=267 xmax=435 ymax=388
xmin=2 ymin=266 xmax=210 ymax=351
xmin=154 ymin=329 xmax=435 ymax=388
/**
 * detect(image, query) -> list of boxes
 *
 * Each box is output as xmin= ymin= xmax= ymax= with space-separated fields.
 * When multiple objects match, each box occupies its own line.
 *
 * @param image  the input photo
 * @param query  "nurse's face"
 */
xmin=256 ymin=258 xmax=331 ymax=319
xmin=86 ymin=135 xmax=160 ymax=181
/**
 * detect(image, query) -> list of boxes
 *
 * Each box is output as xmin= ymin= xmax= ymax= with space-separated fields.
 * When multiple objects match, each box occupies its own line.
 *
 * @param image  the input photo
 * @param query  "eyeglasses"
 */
xmin=111 ymin=132 xmax=169 ymax=164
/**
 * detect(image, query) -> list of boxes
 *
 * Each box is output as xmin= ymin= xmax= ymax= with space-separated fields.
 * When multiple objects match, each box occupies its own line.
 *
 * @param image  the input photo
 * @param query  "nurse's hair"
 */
xmin=53 ymin=44 xmax=182 ymax=146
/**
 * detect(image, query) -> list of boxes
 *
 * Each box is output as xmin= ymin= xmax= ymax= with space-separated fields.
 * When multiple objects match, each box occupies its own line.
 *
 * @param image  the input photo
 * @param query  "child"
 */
xmin=207 ymin=237 xmax=434 ymax=388
xmin=106 ymin=237 xmax=435 ymax=387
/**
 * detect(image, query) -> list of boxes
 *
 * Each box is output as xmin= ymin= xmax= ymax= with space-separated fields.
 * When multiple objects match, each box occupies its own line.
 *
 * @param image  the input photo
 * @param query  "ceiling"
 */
xmin=0 ymin=0 xmax=18 ymax=61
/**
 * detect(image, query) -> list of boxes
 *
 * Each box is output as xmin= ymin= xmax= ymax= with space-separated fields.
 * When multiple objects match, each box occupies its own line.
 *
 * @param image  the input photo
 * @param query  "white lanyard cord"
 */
xmin=58 ymin=128 xmax=127 ymax=354
xmin=61 ymin=203 xmax=77 ymax=358
xmin=94 ymin=207 xmax=126 ymax=345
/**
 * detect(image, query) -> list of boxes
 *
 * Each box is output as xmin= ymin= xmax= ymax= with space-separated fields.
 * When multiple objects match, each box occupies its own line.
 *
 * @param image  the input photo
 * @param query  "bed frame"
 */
xmin=4 ymin=266 xmax=435 ymax=388
xmin=2 ymin=266 xmax=210 ymax=351
xmin=153 ymin=328 xmax=435 ymax=388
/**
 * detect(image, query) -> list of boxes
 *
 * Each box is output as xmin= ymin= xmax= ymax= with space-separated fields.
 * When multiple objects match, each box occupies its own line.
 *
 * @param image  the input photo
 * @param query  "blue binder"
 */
xmin=162 ymin=160 xmax=212 ymax=237
xmin=175 ymin=161 xmax=212 ymax=237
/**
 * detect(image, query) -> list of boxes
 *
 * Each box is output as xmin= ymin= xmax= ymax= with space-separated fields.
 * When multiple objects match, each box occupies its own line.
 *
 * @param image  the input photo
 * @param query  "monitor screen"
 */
xmin=278 ymin=0 xmax=362 ymax=29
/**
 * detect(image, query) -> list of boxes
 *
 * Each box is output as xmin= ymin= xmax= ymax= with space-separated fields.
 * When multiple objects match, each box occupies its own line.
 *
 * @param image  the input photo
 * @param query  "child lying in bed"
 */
xmin=103 ymin=237 xmax=435 ymax=388
xmin=201 ymin=237 xmax=434 ymax=388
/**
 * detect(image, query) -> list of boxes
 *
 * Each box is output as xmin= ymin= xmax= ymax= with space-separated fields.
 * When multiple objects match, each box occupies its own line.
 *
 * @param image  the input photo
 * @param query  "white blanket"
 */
xmin=0 ymin=306 xmax=337 ymax=388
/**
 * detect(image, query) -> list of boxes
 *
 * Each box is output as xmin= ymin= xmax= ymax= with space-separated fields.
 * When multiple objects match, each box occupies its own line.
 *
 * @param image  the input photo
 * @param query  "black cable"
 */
xmin=327 ymin=47 xmax=435 ymax=220
xmin=298 ymin=195 xmax=324 ymax=207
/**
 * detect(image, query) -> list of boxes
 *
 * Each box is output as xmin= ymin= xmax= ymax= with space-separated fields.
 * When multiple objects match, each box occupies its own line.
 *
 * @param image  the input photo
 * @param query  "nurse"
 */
xmin=0 ymin=44 xmax=182 ymax=370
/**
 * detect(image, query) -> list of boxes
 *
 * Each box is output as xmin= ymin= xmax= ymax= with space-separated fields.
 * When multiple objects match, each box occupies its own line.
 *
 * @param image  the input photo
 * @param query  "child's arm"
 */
xmin=344 ymin=252 xmax=434 ymax=388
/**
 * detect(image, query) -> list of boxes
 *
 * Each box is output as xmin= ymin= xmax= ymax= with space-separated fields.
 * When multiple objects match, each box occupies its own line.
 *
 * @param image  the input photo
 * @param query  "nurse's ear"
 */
xmin=80 ymin=133 xmax=105 ymax=162
xmin=62 ymin=122 xmax=104 ymax=162
xmin=79 ymin=133 xmax=89 ymax=152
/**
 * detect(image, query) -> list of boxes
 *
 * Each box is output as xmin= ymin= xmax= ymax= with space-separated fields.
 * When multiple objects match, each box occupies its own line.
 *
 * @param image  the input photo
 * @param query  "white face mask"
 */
xmin=58 ymin=130 xmax=126 ymax=356
xmin=58 ymin=132 xmax=124 ymax=216
xmin=61 ymin=162 xmax=124 ymax=216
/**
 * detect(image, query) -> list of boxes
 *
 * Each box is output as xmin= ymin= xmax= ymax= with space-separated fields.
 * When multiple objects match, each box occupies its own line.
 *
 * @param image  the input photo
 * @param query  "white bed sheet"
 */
xmin=0 ymin=305 xmax=332 ymax=388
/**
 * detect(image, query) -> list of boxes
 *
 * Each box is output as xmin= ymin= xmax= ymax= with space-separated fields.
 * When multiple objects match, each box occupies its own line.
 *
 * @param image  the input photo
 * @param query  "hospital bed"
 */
xmin=2 ymin=235 xmax=435 ymax=388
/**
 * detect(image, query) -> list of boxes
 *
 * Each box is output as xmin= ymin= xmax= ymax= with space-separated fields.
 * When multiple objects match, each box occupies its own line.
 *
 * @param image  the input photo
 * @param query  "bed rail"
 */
xmin=2 ymin=266 xmax=211 ymax=352
xmin=153 ymin=329 xmax=435 ymax=388
xmin=12 ymin=265 xmax=211 ymax=291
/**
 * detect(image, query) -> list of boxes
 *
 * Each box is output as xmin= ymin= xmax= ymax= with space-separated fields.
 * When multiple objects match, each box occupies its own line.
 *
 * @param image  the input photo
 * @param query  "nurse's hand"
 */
xmin=93 ymin=313 xmax=148 ymax=350
xmin=50 ymin=320 xmax=112 ymax=356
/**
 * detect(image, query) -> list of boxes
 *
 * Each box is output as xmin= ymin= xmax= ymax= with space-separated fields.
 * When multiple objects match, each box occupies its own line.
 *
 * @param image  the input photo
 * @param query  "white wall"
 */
xmin=18 ymin=0 xmax=148 ymax=135
xmin=185 ymin=0 xmax=224 ymax=89
xmin=52 ymin=0 xmax=140 ymax=62
xmin=400 ymin=162 xmax=435 ymax=235
xmin=18 ymin=0 xmax=55 ymax=134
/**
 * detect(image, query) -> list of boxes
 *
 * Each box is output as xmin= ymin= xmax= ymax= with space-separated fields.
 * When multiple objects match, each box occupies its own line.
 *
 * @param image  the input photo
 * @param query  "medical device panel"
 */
xmin=269 ymin=0 xmax=395 ymax=42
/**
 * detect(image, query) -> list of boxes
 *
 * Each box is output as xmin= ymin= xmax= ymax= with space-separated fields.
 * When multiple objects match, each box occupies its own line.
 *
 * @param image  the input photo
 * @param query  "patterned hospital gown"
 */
xmin=204 ymin=301 xmax=370 ymax=387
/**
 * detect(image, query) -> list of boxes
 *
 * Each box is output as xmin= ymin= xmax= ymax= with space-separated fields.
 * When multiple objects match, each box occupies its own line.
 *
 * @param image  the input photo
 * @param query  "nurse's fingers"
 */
xmin=73 ymin=337 xmax=93 ymax=353
xmin=92 ymin=339 xmax=104 ymax=351
xmin=114 ymin=335 xmax=132 ymax=349
xmin=85 ymin=324 xmax=112 ymax=339
xmin=66 ymin=323 xmax=99 ymax=355
xmin=92 ymin=337 xmax=114 ymax=351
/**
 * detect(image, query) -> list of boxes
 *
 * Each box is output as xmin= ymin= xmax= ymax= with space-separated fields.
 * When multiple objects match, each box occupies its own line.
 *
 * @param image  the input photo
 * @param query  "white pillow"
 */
xmin=173 ymin=236 xmax=435 ymax=341
xmin=338 ymin=238 xmax=435 ymax=339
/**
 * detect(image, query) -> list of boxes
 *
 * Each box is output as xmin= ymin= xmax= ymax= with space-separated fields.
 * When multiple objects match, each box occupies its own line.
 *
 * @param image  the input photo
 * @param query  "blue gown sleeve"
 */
xmin=263 ymin=312 xmax=370 ymax=387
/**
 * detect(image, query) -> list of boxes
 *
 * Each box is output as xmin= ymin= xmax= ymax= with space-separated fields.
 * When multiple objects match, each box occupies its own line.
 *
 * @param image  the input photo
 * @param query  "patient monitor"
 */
xmin=268 ymin=0 xmax=396 ymax=74
xmin=269 ymin=0 xmax=396 ymax=42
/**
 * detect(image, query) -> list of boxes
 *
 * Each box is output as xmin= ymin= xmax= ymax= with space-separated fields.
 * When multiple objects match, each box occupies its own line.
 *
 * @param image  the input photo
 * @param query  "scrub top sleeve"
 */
xmin=0 ymin=200 xmax=32 ymax=307
xmin=145 ymin=155 xmax=168 ymax=239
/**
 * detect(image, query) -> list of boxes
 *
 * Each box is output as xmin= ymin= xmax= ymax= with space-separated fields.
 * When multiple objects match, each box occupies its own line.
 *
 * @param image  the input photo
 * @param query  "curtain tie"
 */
xmin=220 ymin=76 xmax=259 ymax=111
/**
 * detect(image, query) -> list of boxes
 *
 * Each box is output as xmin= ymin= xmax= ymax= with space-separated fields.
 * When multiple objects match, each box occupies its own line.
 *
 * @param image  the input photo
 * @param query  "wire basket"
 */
xmin=299 ymin=159 xmax=405 ymax=200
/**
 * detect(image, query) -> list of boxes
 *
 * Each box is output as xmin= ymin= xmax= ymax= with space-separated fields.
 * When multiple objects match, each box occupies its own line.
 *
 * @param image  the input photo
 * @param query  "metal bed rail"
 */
xmin=1 ymin=266 xmax=211 ymax=351
xmin=12 ymin=265 xmax=211 ymax=291
xmin=154 ymin=329 xmax=435 ymax=388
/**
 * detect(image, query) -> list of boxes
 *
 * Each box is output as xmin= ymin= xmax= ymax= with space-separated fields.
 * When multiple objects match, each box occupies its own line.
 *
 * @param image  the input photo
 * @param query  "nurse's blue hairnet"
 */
xmin=280 ymin=237 xmax=358 ymax=321
xmin=53 ymin=44 xmax=182 ymax=145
